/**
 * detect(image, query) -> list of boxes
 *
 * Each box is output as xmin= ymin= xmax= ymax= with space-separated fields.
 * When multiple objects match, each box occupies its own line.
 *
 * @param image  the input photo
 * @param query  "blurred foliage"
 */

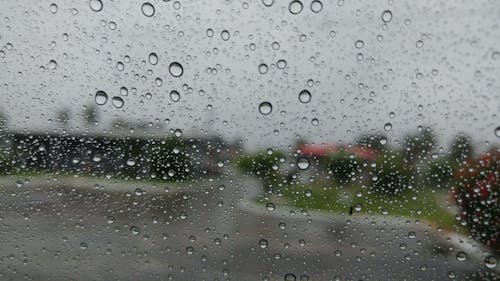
xmin=449 ymin=133 xmax=474 ymax=163
xmin=402 ymin=127 xmax=437 ymax=164
xmin=370 ymin=151 xmax=413 ymax=195
xmin=355 ymin=133 xmax=388 ymax=152
xmin=236 ymin=150 xmax=285 ymax=187
xmin=150 ymin=137 xmax=191 ymax=181
xmin=323 ymin=150 xmax=363 ymax=184
xmin=453 ymin=147 xmax=500 ymax=253
xmin=425 ymin=158 xmax=456 ymax=188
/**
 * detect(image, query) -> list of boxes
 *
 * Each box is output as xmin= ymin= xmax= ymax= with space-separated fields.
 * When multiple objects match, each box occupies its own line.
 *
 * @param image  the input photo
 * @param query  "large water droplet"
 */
xmin=169 ymin=62 xmax=184 ymax=77
xmin=258 ymin=63 xmax=268 ymax=74
xmin=262 ymin=0 xmax=274 ymax=7
xmin=284 ymin=273 xmax=297 ymax=281
xmin=355 ymin=40 xmax=365 ymax=49
xmin=258 ymin=102 xmax=273 ymax=115
xmin=259 ymin=239 xmax=269 ymax=248
xmin=495 ymin=126 xmax=500 ymax=138
xmin=170 ymin=90 xmax=180 ymax=102
xmin=456 ymin=251 xmax=467 ymax=262
xmin=95 ymin=91 xmax=108 ymax=105
xmin=49 ymin=3 xmax=58 ymax=14
xmin=111 ymin=96 xmax=124 ymax=108
xmin=89 ymin=0 xmax=103 ymax=12
xmin=130 ymin=226 xmax=140 ymax=235
xmin=141 ymin=2 xmax=155 ymax=17
xmin=120 ymin=86 xmax=129 ymax=96
xmin=266 ymin=203 xmax=275 ymax=211
xmin=298 ymin=90 xmax=311 ymax=103
xmin=289 ymin=1 xmax=303 ymax=14
xmin=149 ymin=52 xmax=158 ymax=65
xmin=384 ymin=122 xmax=392 ymax=131
xmin=297 ymin=157 xmax=310 ymax=170
xmin=310 ymin=0 xmax=323 ymax=13
xmin=381 ymin=10 xmax=392 ymax=23
xmin=484 ymin=255 xmax=498 ymax=269
xmin=221 ymin=30 xmax=230 ymax=41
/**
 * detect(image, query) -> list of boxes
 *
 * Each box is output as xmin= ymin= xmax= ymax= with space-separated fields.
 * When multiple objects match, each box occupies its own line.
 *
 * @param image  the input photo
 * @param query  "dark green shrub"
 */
xmin=236 ymin=150 xmax=285 ymax=184
xmin=324 ymin=150 xmax=362 ymax=184
xmin=370 ymin=152 xmax=412 ymax=195
xmin=425 ymin=158 xmax=455 ymax=187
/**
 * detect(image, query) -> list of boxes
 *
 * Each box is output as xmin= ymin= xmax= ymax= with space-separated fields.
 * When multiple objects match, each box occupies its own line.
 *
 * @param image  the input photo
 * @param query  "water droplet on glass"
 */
xmin=279 ymin=222 xmax=286 ymax=229
xmin=170 ymin=90 xmax=181 ymax=102
xmin=384 ymin=122 xmax=392 ymax=131
xmin=289 ymin=0 xmax=303 ymax=14
xmin=354 ymin=203 xmax=362 ymax=211
xmin=89 ymin=0 xmax=103 ymax=12
xmin=141 ymin=2 xmax=155 ymax=17
xmin=120 ymin=86 xmax=128 ymax=96
xmin=259 ymin=239 xmax=269 ymax=248
xmin=111 ymin=96 xmax=124 ymax=108
xmin=297 ymin=157 xmax=310 ymax=170
xmin=416 ymin=40 xmax=424 ymax=48
xmin=258 ymin=63 xmax=268 ymax=74
xmin=169 ymin=62 xmax=184 ymax=77
xmin=221 ymin=30 xmax=230 ymax=41
xmin=80 ymin=242 xmax=88 ymax=249
xmin=284 ymin=273 xmax=297 ymax=281
xmin=355 ymin=40 xmax=365 ymax=49
xmin=262 ymin=0 xmax=274 ymax=7
xmin=311 ymin=118 xmax=319 ymax=126
xmin=305 ymin=189 xmax=312 ymax=197
xmin=130 ymin=226 xmax=140 ymax=235
xmin=149 ymin=52 xmax=158 ymax=65
xmin=107 ymin=216 xmax=115 ymax=224
xmin=277 ymin=59 xmax=287 ymax=69
xmin=381 ymin=10 xmax=392 ymax=23
xmin=49 ymin=60 xmax=57 ymax=70
xmin=495 ymin=126 xmax=500 ymax=138
xmin=186 ymin=246 xmax=195 ymax=255
xmin=485 ymin=255 xmax=498 ymax=269
xmin=298 ymin=90 xmax=311 ymax=103
xmin=95 ymin=91 xmax=108 ymax=105
xmin=49 ymin=3 xmax=58 ymax=14
xmin=310 ymin=0 xmax=323 ymax=13
xmin=258 ymin=102 xmax=273 ymax=115
xmin=456 ymin=251 xmax=467 ymax=262
xmin=264 ymin=202 xmax=276 ymax=212
xmin=126 ymin=159 xmax=136 ymax=166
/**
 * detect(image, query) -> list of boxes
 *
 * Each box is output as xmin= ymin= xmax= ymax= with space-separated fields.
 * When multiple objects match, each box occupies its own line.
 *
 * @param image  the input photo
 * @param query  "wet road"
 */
xmin=0 ymin=172 xmax=497 ymax=281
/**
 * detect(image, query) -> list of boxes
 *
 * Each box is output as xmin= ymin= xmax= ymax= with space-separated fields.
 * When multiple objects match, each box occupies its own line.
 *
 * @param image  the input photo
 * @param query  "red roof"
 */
xmin=297 ymin=144 xmax=377 ymax=160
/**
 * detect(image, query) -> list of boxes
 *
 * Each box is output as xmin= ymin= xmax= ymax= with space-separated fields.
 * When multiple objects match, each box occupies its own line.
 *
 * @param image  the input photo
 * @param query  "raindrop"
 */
xmin=262 ymin=0 xmax=274 ymax=7
xmin=186 ymin=246 xmax=195 ymax=255
xmin=354 ymin=40 xmax=365 ymax=49
xmin=95 ymin=91 xmax=108 ymax=105
xmin=259 ymin=239 xmax=269 ymax=249
xmin=120 ymin=86 xmax=129 ymax=96
xmin=111 ymin=96 xmax=124 ymax=108
xmin=149 ymin=52 xmax=158 ymax=65
xmin=456 ymin=251 xmax=467 ymax=262
xmin=381 ymin=10 xmax=392 ymax=23
xmin=49 ymin=3 xmax=58 ymax=14
xmin=279 ymin=222 xmax=286 ymax=229
xmin=130 ymin=226 xmax=140 ymax=235
xmin=297 ymin=157 xmax=310 ymax=170
xmin=258 ymin=102 xmax=273 ymax=115
xmin=298 ymin=90 xmax=311 ymax=103
xmin=311 ymin=118 xmax=319 ymax=126
xmin=80 ymin=242 xmax=88 ymax=250
xmin=266 ymin=203 xmax=275 ymax=211
xmin=305 ymin=189 xmax=312 ymax=197
xmin=416 ymin=40 xmax=424 ymax=48
xmin=289 ymin=1 xmax=303 ymax=14
xmin=107 ymin=216 xmax=115 ymax=224
xmin=310 ymin=0 xmax=323 ymax=13
xmin=141 ymin=2 xmax=155 ymax=17
xmin=484 ymin=255 xmax=498 ymax=269
xmin=169 ymin=62 xmax=184 ymax=77
xmin=495 ymin=126 xmax=500 ymax=138
xmin=170 ymin=90 xmax=181 ymax=102
xmin=284 ymin=273 xmax=297 ymax=281
xmin=354 ymin=203 xmax=362 ymax=211
xmin=49 ymin=60 xmax=57 ymax=70
xmin=277 ymin=59 xmax=287 ymax=69
xmin=89 ymin=0 xmax=103 ymax=12
xmin=258 ymin=63 xmax=268 ymax=74
xmin=384 ymin=122 xmax=392 ymax=131
xmin=221 ymin=30 xmax=230 ymax=41
xmin=126 ymin=159 xmax=136 ymax=166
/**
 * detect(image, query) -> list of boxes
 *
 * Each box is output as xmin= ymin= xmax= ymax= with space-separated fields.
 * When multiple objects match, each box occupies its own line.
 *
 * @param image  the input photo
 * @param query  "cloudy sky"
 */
xmin=0 ymin=0 xmax=499 ymax=151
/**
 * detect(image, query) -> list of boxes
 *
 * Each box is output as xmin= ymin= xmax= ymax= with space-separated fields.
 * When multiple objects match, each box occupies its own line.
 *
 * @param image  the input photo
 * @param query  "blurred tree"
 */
xmin=370 ymin=151 xmax=413 ymax=195
xmin=402 ymin=127 xmax=437 ymax=164
xmin=236 ymin=150 xmax=285 ymax=189
xmin=56 ymin=109 xmax=71 ymax=128
xmin=82 ymin=105 xmax=99 ymax=126
xmin=355 ymin=133 xmax=388 ymax=152
xmin=323 ymin=150 xmax=362 ymax=184
xmin=449 ymin=133 xmax=474 ymax=163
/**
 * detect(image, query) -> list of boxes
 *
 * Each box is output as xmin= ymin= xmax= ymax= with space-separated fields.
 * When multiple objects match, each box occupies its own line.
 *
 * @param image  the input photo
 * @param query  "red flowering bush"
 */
xmin=454 ymin=148 xmax=500 ymax=252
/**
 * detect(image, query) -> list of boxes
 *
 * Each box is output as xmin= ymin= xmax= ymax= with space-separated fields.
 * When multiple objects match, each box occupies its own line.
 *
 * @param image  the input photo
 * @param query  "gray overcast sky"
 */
xmin=0 ymin=0 xmax=499 ymax=151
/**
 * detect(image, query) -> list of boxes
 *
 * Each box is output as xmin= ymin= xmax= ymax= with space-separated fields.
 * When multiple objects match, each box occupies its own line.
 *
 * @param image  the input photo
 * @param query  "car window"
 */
xmin=0 ymin=0 xmax=499 ymax=280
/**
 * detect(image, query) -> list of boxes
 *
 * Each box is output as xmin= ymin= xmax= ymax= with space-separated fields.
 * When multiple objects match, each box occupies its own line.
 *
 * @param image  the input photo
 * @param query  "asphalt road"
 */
xmin=0 ymin=172 xmax=497 ymax=281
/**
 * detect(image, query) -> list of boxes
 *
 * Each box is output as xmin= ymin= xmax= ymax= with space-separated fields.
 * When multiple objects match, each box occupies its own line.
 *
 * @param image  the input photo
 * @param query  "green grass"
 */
xmin=278 ymin=182 xmax=460 ymax=231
